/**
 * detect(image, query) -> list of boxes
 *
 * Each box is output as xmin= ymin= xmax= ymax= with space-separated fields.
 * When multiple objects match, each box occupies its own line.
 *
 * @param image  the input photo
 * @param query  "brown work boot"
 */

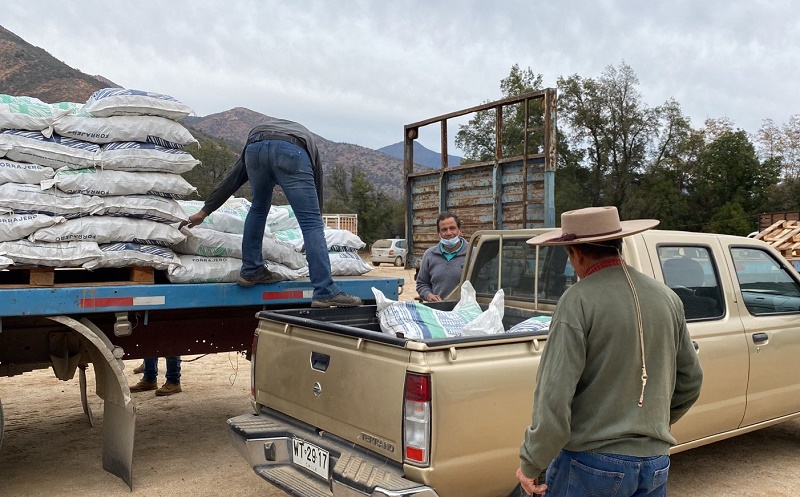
xmin=129 ymin=379 xmax=157 ymax=392
xmin=155 ymin=382 xmax=182 ymax=396
xmin=132 ymin=362 xmax=145 ymax=374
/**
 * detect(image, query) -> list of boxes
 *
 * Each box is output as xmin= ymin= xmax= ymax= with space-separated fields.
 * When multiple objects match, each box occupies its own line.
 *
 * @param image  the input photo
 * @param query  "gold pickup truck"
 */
xmin=228 ymin=228 xmax=800 ymax=497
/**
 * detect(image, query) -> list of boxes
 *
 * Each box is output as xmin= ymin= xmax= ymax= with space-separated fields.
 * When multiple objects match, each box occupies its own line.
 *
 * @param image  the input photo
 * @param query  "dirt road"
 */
xmin=1 ymin=265 xmax=799 ymax=496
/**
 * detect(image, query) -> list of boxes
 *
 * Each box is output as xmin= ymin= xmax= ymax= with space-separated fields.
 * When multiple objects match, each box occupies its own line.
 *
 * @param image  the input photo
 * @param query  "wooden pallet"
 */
xmin=755 ymin=220 xmax=800 ymax=258
xmin=0 ymin=265 xmax=155 ymax=288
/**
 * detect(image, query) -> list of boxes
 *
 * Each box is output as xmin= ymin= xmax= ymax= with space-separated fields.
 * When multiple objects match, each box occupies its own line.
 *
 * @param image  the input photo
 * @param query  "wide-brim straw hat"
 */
xmin=527 ymin=206 xmax=659 ymax=246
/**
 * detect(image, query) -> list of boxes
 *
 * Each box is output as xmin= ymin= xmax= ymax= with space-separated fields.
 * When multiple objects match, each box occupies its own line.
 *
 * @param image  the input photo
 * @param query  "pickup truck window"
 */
xmin=657 ymin=246 xmax=724 ymax=321
xmin=730 ymin=247 xmax=800 ymax=315
xmin=471 ymin=239 xmax=572 ymax=302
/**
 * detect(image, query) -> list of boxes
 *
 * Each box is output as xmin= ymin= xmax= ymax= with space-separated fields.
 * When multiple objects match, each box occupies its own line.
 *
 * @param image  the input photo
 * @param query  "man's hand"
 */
xmin=180 ymin=211 xmax=207 ymax=230
xmin=426 ymin=294 xmax=442 ymax=302
xmin=516 ymin=468 xmax=547 ymax=496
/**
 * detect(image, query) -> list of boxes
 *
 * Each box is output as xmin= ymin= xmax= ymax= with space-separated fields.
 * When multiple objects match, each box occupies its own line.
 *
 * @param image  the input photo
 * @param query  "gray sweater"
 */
xmin=519 ymin=265 xmax=703 ymax=478
xmin=415 ymin=238 xmax=467 ymax=301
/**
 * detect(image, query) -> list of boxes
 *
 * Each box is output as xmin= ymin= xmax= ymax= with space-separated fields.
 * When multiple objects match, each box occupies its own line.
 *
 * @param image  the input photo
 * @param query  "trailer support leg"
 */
xmin=46 ymin=315 xmax=135 ymax=490
xmin=79 ymin=364 xmax=95 ymax=427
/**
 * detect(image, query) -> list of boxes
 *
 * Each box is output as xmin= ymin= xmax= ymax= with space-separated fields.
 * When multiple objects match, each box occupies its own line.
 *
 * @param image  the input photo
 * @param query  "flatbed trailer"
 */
xmin=0 ymin=268 xmax=402 ymax=488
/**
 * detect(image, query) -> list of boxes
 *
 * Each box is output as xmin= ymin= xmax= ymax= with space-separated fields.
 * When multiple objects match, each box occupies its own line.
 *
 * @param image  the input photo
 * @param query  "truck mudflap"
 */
xmin=228 ymin=410 xmax=438 ymax=497
xmin=47 ymin=315 xmax=136 ymax=489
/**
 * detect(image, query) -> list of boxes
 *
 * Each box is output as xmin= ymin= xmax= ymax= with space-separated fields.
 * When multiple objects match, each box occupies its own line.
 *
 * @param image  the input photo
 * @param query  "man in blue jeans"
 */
xmin=182 ymin=119 xmax=360 ymax=308
xmin=516 ymin=207 xmax=703 ymax=496
xmin=129 ymin=356 xmax=182 ymax=396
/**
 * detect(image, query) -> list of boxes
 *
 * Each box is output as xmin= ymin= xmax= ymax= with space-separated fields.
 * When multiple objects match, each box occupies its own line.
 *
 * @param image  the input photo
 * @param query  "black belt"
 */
xmin=249 ymin=132 xmax=304 ymax=148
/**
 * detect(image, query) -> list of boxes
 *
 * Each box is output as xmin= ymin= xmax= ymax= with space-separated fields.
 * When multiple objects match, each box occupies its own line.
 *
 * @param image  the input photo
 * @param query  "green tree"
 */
xmin=455 ymin=64 xmax=544 ymax=163
xmin=322 ymin=163 xmax=351 ymax=212
xmin=183 ymin=138 xmax=240 ymax=200
xmin=693 ymin=130 xmax=779 ymax=229
xmin=709 ymin=201 xmax=754 ymax=236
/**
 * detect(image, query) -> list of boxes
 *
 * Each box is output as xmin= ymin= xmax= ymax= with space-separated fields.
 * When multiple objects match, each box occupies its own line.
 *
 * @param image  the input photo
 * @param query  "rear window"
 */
xmin=373 ymin=239 xmax=392 ymax=249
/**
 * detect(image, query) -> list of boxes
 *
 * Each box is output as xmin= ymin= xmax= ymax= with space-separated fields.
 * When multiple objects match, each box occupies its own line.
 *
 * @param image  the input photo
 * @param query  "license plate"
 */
xmin=292 ymin=438 xmax=330 ymax=480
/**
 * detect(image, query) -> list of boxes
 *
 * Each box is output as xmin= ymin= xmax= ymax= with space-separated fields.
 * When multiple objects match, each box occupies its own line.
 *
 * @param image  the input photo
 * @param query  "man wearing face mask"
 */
xmin=416 ymin=212 xmax=467 ymax=302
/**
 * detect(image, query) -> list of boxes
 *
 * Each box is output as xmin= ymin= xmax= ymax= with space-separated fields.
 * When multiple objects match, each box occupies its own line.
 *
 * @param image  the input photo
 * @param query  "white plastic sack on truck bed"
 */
xmin=177 ymin=199 xmax=251 ymax=234
xmin=54 ymin=113 xmax=198 ymax=149
xmin=273 ymin=227 xmax=366 ymax=252
xmin=0 ymin=182 xmax=104 ymax=219
xmin=0 ymin=158 xmax=55 ymax=185
xmin=0 ymin=255 xmax=12 ymax=268
xmin=101 ymin=195 xmax=188 ymax=223
xmin=329 ymin=251 xmax=372 ymax=276
xmin=99 ymin=141 xmax=199 ymax=174
xmin=0 ymin=129 xmax=99 ymax=169
xmin=166 ymin=255 xmax=241 ymax=283
xmin=43 ymin=168 xmax=197 ymax=198
xmin=30 ymin=216 xmax=186 ymax=246
xmin=0 ymin=239 xmax=102 ymax=267
xmin=172 ymin=227 xmax=307 ymax=270
xmin=0 ymin=213 xmax=65 ymax=242
xmin=83 ymin=243 xmax=181 ymax=270
xmin=373 ymin=281 xmax=505 ymax=340
xmin=0 ymin=94 xmax=69 ymax=135
xmin=83 ymin=88 xmax=195 ymax=120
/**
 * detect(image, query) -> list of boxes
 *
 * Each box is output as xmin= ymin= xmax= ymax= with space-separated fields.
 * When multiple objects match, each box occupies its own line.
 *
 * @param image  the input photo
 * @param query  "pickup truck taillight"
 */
xmin=403 ymin=372 xmax=431 ymax=465
xmin=250 ymin=332 xmax=258 ymax=399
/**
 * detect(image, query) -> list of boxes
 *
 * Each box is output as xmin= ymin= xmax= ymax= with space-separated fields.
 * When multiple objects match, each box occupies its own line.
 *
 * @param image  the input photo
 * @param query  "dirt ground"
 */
xmin=2 ymin=265 xmax=800 ymax=496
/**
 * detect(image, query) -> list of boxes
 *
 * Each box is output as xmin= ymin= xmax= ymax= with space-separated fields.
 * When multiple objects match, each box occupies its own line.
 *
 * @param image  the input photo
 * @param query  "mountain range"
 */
xmin=0 ymin=24 xmax=462 ymax=200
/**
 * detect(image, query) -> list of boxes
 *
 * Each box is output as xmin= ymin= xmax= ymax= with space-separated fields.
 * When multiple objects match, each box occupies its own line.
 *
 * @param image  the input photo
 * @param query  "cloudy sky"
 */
xmin=4 ymin=1 xmax=799 ymax=153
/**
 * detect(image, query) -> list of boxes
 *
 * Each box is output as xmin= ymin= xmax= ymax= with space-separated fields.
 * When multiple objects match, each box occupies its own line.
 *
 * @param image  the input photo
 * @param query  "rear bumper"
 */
xmin=227 ymin=410 xmax=437 ymax=497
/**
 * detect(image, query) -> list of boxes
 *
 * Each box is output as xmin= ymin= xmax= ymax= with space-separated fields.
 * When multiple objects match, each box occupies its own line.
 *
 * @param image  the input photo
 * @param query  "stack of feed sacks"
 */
xmin=0 ymin=89 xmax=198 ymax=270
xmin=168 ymin=199 xmax=371 ymax=283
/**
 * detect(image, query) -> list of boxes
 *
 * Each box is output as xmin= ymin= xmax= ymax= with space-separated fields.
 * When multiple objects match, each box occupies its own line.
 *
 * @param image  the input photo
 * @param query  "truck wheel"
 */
xmin=394 ymin=256 xmax=403 ymax=267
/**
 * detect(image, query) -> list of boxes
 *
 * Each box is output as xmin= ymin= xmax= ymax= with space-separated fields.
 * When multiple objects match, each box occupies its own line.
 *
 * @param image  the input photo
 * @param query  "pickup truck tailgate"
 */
xmin=253 ymin=308 xmax=411 ymax=463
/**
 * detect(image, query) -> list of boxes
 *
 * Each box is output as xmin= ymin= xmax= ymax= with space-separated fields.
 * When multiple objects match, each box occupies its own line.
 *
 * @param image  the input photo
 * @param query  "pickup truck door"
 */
xmin=643 ymin=233 xmax=749 ymax=443
xmin=727 ymin=244 xmax=800 ymax=425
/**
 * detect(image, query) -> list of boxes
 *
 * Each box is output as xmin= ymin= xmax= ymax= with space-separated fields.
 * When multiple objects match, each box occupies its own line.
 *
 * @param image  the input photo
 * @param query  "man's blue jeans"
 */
xmin=544 ymin=449 xmax=669 ymax=496
xmin=242 ymin=139 xmax=340 ymax=300
xmin=143 ymin=356 xmax=181 ymax=384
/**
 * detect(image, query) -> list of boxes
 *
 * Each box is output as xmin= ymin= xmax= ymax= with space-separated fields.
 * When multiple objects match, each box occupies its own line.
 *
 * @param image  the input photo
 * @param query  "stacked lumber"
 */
xmin=755 ymin=220 xmax=800 ymax=259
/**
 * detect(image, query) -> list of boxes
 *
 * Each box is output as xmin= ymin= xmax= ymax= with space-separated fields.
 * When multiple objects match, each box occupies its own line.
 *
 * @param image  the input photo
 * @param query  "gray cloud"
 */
xmin=5 ymin=0 xmax=799 ymax=152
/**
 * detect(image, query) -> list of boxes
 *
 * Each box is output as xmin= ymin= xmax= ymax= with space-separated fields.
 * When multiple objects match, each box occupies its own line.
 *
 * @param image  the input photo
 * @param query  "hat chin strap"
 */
xmin=617 ymin=247 xmax=648 ymax=407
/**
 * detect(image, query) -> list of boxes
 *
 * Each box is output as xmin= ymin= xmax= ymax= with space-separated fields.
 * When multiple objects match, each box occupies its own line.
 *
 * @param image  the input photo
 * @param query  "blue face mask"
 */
xmin=440 ymin=237 xmax=460 ymax=249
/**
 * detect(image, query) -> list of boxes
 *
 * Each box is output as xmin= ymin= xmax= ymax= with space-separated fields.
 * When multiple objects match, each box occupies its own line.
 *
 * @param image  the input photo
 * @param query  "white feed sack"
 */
xmin=267 ymin=205 xmax=300 ymax=232
xmin=0 ymin=94 xmax=69 ymax=135
xmin=328 ymin=251 xmax=372 ymax=276
xmin=0 ymin=255 xmax=12 ymax=269
xmin=99 ymin=141 xmax=199 ymax=174
xmin=172 ymin=227 xmax=242 ymax=258
xmin=172 ymin=228 xmax=307 ymax=270
xmin=0 ymin=239 xmax=102 ymax=267
xmin=83 ymin=243 xmax=181 ymax=270
xmin=166 ymin=255 xmax=241 ymax=283
xmin=177 ymin=199 xmax=251 ymax=234
xmin=0 ymin=213 xmax=65 ymax=242
xmin=0 ymin=129 xmax=99 ymax=169
xmin=43 ymin=168 xmax=197 ymax=198
xmin=83 ymin=88 xmax=195 ymax=120
xmin=101 ymin=195 xmax=188 ymax=223
xmin=273 ymin=227 xmax=366 ymax=252
xmin=30 ymin=216 xmax=186 ymax=246
xmin=0 ymin=158 xmax=55 ymax=185
xmin=0 ymin=182 xmax=104 ymax=219
xmin=54 ymin=113 xmax=198 ymax=149
xmin=372 ymin=281 xmax=505 ymax=340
